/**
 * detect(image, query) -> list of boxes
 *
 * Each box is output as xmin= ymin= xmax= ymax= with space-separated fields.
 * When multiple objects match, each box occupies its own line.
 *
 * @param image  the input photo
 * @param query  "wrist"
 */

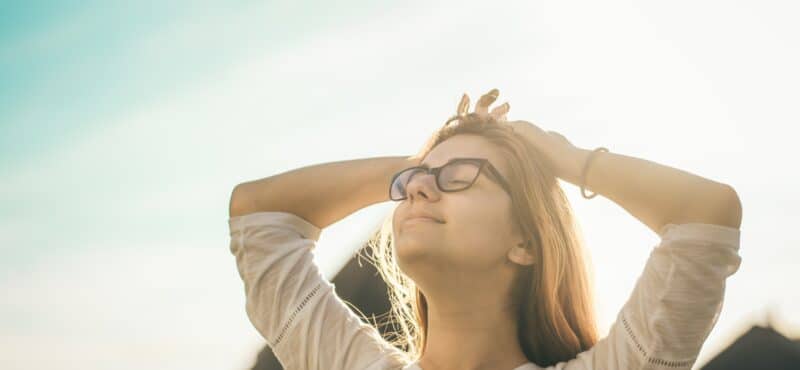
xmin=557 ymin=147 xmax=591 ymax=186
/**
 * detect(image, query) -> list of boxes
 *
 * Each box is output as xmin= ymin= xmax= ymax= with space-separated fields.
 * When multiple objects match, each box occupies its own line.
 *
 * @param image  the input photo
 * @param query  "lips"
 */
xmin=405 ymin=216 xmax=444 ymax=224
xmin=404 ymin=212 xmax=445 ymax=224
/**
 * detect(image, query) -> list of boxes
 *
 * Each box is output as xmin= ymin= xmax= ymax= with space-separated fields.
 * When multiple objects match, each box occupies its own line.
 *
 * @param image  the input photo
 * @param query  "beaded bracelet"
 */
xmin=580 ymin=147 xmax=609 ymax=199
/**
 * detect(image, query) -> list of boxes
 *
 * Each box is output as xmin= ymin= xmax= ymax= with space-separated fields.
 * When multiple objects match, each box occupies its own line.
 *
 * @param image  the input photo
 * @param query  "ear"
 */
xmin=507 ymin=241 xmax=535 ymax=266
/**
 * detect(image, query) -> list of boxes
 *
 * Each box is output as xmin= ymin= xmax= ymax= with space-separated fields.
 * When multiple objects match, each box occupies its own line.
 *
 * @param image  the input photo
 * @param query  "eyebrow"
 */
xmin=419 ymin=158 xmax=477 ymax=170
xmin=419 ymin=160 xmax=449 ymax=169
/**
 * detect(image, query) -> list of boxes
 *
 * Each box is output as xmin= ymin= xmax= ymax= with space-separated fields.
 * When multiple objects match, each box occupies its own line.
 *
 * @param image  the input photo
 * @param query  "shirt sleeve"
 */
xmin=550 ymin=222 xmax=742 ymax=370
xmin=228 ymin=211 xmax=410 ymax=370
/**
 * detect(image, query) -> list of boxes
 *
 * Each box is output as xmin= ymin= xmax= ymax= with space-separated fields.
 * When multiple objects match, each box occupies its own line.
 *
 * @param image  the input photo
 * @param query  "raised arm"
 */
xmin=563 ymin=147 xmax=742 ymax=232
xmin=227 ymin=155 xmax=419 ymax=369
xmin=534 ymin=133 xmax=743 ymax=369
xmin=461 ymin=88 xmax=742 ymax=232
xmin=506 ymin=118 xmax=744 ymax=369
xmin=229 ymin=89 xmax=511 ymax=229
xmin=506 ymin=117 xmax=742 ymax=233
xmin=229 ymin=155 xmax=417 ymax=228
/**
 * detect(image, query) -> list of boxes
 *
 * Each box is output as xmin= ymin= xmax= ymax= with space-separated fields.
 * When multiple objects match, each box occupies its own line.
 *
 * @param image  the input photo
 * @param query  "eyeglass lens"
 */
xmin=390 ymin=161 xmax=481 ymax=200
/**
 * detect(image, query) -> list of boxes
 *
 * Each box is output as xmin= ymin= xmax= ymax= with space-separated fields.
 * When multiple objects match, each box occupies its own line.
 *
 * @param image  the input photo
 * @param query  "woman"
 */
xmin=228 ymin=89 xmax=742 ymax=370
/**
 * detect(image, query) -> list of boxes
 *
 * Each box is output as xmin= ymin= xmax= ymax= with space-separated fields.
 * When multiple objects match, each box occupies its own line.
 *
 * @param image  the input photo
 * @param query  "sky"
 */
xmin=1 ymin=0 xmax=798 ymax=369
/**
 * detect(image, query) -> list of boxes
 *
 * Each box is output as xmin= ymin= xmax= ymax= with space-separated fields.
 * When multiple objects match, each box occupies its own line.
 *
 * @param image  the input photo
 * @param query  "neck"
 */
xmin=416 ymin=290 xmax=530 ymax=370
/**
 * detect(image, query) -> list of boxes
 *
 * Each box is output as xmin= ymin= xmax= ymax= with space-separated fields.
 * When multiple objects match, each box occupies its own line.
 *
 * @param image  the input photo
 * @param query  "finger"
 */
xmin=475 ymin=88 xmax=499 ymax=115
xmin=490 ymin=102 xmax=510 ymax=120
xmin=457 ymin=93 xmax=470 ymax=115
xmin=475 ymin=89 xmax=499 ymax=115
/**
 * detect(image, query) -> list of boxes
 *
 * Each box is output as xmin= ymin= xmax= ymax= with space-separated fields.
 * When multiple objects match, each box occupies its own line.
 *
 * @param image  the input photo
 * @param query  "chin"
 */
xmin=393 ymin=238 xmax=433 ymax=273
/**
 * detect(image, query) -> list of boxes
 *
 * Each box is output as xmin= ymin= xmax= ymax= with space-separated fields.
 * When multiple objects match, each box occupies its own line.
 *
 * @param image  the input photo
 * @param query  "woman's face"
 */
xmin=392 ymin=134 xmax=527 ymax=282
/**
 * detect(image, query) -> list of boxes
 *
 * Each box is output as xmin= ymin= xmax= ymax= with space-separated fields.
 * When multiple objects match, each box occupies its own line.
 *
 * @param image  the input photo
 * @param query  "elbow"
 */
xmin=668 ymin=184 xmax=742 ymax=230
xmin=709 ymin=184 xmax=742 ymax=229
xmin=229 ymin=183 xmax=252 ymax=218
xmin=722 ymin=185 xmax=743 ymax=229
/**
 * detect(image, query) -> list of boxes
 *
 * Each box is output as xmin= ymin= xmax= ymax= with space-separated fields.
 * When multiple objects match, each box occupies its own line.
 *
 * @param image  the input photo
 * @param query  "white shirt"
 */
xmin=228 ymin=211 xmax=741 ymax=370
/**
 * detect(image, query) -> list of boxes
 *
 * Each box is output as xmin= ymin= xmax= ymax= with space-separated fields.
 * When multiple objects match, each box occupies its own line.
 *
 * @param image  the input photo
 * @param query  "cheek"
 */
xmin=446 ymin=198 xmax=515 ymax=266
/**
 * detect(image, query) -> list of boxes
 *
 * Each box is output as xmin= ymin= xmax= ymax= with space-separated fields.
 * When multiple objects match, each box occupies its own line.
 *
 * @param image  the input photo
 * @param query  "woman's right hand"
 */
xmin=458 ymin=88 xmax=511 ymax=121
xmin=409 ymin=89 xmax=511 ymax=164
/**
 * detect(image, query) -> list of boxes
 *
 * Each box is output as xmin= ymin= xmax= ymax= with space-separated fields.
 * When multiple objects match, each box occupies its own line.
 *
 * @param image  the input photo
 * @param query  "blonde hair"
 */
xmin=361 ymin=113 xmax=598 ymax=367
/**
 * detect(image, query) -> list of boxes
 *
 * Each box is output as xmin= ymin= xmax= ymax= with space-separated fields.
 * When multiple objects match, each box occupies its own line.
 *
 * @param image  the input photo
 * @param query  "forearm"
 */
xmin=559 ymin=147 xmax=742 ymax=235
xmin=229 ymin=156 xmax=417 ymax=229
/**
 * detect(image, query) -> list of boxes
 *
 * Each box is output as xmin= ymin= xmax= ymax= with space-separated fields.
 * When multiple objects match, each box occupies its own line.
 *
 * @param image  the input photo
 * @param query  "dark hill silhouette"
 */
xmin=701 ymin=325 xmax=800 ymax=370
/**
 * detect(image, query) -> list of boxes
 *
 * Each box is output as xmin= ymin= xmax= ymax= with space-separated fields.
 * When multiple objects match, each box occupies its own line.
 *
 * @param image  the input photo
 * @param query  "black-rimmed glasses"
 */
xmin=389 ymin=157 xmax=513 ymax=201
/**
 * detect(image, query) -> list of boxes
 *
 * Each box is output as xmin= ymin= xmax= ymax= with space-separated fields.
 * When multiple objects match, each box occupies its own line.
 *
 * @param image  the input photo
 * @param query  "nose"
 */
xmin=405 ymin=171 xmax=441 ymax=202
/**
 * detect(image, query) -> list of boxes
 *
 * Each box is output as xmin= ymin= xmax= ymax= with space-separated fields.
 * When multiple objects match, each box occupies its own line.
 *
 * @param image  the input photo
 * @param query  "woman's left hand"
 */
xmin=506 ymin=119 xmax=584 ymax=180
xmin=462 ymin=89 xmax=585 ymax=180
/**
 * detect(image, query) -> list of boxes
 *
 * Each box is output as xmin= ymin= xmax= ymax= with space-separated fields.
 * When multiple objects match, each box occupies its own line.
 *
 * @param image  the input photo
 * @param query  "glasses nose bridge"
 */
xmin=406 ymin=166 xmax=441 ymax=198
